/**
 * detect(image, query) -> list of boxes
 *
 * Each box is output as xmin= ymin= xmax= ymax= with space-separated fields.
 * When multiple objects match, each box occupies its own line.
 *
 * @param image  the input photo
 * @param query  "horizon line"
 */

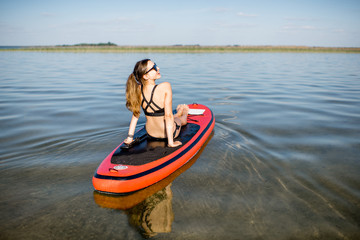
xmin=0 ymin=44 xmax=360 ymax=49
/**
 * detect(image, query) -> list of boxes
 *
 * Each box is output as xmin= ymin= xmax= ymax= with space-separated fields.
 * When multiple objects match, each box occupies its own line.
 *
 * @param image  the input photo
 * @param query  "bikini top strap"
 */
xmin=149 ymin=85 xmax=162 ymax=110
xmin=149 ymin=85 xmax=157 ymax=103
xmin=141 ymin=85 xmax=162 ymax=113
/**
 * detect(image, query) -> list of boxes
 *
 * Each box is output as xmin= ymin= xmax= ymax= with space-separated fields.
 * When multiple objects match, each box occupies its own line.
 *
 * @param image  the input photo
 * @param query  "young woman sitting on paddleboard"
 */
xmin=124 ymin=59 xmax=189 ymax=147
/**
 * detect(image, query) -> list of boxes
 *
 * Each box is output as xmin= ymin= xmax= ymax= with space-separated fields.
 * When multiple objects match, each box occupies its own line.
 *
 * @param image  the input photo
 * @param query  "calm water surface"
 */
xmin=0 ymin=52 xmax=359 ymax=239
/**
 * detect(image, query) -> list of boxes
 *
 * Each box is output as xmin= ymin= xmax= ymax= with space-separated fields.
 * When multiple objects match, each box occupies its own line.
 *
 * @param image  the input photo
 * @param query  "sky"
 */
xmin=0 ymin=0 xmax=359 ymax=47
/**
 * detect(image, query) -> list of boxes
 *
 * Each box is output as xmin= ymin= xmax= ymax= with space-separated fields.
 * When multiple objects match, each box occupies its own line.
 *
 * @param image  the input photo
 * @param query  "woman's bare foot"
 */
xmin=182 ymin=104 xmax=189 ymax=115
xmin=176 ymin=104 xmax=187 ymax=117
xmin=176 ymin=104 xmax=183 ymax=116
xmin=175 ymin=104 xmax=189 ymax=126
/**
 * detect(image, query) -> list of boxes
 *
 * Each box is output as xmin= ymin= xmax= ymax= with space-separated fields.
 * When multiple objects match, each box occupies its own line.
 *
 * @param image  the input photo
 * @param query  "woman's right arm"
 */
xmin=124 ymin=114 xmax=139 ymax=144
xmin=163 ymin=82 xmax=182 ymax=147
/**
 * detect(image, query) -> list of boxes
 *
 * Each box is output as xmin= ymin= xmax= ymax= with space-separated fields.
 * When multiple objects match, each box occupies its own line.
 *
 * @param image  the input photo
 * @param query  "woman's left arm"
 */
xmin=163 ymin=82 xmax=182 ymax=147
xmin=124 ymin=114 xmax=139 ymax=144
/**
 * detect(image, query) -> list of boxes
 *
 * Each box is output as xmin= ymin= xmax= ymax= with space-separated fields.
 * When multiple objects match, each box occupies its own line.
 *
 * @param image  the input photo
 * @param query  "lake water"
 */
xmin=0 ymin=51 xmax=359 ymax=239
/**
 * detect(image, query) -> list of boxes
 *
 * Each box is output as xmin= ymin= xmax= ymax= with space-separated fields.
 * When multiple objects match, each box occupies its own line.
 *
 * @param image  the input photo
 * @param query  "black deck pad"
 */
xmin=111 ymin=123 xmax=200 ymax=166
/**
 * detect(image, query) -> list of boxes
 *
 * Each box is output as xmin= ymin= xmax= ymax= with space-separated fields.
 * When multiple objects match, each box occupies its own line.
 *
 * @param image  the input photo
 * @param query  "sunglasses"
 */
xmin=145 ymin=63 xmax=158 ymax=74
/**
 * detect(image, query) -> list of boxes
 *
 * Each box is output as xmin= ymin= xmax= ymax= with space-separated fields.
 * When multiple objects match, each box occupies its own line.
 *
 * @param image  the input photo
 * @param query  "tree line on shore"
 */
xmin=1 ymin=43 xmax=359 ymax=53
xmin=57 ymin=42 xmax=117 ymax=47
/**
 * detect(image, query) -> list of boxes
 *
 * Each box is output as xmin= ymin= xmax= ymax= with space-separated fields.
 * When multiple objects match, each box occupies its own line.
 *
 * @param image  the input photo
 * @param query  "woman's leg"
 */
xmin=173 ymin=104 xmax=189 ymax=138
xmin=175 ymin=104 xmax=189 ymax=126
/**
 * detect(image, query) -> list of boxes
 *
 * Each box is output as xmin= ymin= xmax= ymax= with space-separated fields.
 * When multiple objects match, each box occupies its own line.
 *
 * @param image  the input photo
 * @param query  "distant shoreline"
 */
xmin=1 ymin=45 xmax=360 ymax=53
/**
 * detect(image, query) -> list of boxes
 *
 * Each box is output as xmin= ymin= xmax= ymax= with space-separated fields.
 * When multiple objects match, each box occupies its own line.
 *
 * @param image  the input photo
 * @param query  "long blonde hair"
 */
xmin=126 ymin=59 xmax=150 ymax=117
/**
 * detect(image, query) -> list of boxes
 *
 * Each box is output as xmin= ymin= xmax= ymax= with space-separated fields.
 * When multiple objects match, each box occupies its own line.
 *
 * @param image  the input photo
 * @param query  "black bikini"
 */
xmin=141 ymin=85 xmax=180 ymax=139
xmin=141 ymin=85 xmax=165 ymax=117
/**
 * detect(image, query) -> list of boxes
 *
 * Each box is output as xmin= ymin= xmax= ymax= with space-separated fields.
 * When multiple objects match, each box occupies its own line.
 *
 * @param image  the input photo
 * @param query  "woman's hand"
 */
xmin=168 ymin=140 xmax=182 ymax=147
xmin=124 ymin=137 xmax=134 ymax=145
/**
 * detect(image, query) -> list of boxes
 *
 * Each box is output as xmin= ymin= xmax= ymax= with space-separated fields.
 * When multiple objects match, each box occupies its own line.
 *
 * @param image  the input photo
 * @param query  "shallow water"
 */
xmin=0 ymin=52 xmax=359 ymax=239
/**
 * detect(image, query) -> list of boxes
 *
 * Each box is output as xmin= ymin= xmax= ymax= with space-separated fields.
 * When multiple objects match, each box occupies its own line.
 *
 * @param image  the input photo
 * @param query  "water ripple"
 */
xmin=1 ymin=52 xmax=360 ymax=239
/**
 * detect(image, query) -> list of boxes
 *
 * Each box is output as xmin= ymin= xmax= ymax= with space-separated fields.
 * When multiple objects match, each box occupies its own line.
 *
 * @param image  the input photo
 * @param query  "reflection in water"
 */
xmin=94 ymin=185 xmax=174 ymax=238
xmin=126 ymin=184 xmax=173 ymax=238
xmin=93 ymin=131 xmax=214 ymax=238
xmin=2 ymin=52 xmax=359 ymax=239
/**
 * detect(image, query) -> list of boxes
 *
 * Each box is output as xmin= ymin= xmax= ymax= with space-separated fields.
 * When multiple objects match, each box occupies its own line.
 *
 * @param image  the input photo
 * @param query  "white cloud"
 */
xmin=284 ymin=17 xmax=318 ymax=22
xmin=237 ymin=12 xmax=258 ymax=17
xmin=73 ymin=17 xmax=133 ymax=26
xmin=207 ymin=22 xmax=256 ymax=32
xmin=301 ymin=25 xmax=316 ymax=30
xmin=282 ymin=25 xmax=317 ymax=31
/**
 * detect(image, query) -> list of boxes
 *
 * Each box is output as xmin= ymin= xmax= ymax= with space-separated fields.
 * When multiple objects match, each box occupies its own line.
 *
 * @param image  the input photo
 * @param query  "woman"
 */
xmin=124 ymin=59 xmax=189 ymax=147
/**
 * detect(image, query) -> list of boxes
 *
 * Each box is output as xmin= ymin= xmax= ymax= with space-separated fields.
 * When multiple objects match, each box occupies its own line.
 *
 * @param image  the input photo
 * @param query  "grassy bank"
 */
xmin=2 ymin=45 xmax=360 ymax=53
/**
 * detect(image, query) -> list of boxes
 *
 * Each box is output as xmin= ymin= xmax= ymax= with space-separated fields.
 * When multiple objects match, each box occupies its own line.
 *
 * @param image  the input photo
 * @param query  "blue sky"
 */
xmin=1 ymin=0 xmax=359 ymax=47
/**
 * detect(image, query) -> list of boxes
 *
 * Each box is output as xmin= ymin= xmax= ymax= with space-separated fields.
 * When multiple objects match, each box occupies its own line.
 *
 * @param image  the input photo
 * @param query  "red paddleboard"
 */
xmin=92 ymin=103 xmax=215 ymax=194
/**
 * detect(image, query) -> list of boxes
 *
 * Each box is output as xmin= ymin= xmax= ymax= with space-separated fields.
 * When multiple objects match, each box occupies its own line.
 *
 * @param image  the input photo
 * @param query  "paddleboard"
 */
xmin=93 ymin=131 xmax=214 ymax=209
xmin=92 ymin=103 xmax=215 ymax=194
